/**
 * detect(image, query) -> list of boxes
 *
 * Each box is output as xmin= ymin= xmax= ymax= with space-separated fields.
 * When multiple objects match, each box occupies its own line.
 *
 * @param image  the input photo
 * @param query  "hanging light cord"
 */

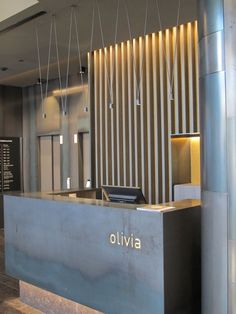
xmin=96 ymin=0 xmax=120 ymax=105
xmin=110 ymin=0 xmax=120 ymax=105
xmin=171 ymin=0 xmax=181 ymax=91
xmin=53 ymin=15 xmax=64 ymax=112
xmin=86 ymin=1 xmax=96 ymax=111
xmin=74 ymin=7 xmax=85 ymax=103
xmin=63 ymin=7 xmax=74 ymax=115
xmin=155 ymin=0 xmax=181 ymax=99
xmin=123 ymin=0 xmax=139 ymax=100
xmin=123 ymin=0 xmax=149 ymax=103
xmin=35 ymin=26 xmax=44 ymax=115
xmin=35 ymin=19 xmax=53 ymax=118
xmin=138 ymin=0 xmax=149 ymax=101
xmin=90 ymin=2 xmax=95 ymax=53
xmin=45 ymin=19 xmax=53 ymax=104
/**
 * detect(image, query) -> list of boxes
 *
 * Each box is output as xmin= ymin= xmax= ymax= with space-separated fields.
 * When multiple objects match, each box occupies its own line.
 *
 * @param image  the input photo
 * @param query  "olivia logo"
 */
xmin=109 ymin=232 xmax=141 ymax=250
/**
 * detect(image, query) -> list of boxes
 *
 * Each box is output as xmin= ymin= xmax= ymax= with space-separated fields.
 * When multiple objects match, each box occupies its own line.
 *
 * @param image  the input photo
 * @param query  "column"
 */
xmin=199 ymin=0 xmax=236 ymax=313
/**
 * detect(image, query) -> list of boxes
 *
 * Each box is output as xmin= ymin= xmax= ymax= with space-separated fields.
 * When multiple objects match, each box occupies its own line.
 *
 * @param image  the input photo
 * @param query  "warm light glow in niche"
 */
xmin=171 ymin=135 xmax=200 ymax=185
xmin=190 ymin=137 xmax=200 ymax=184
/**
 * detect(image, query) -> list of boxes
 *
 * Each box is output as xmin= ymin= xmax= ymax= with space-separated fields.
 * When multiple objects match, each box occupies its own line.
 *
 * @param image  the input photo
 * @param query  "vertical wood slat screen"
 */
xmin=89 ymin=21 xmax=199 ymax=204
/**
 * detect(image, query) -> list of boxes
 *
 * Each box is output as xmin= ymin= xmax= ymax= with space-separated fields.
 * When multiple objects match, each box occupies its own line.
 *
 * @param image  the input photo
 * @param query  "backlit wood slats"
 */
xmin=89 ymin=21 xmax=199 ymax=203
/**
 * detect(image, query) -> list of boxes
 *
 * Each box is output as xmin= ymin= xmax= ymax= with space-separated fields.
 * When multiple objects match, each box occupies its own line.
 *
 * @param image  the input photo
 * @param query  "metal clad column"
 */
xmin=224 ymin=0 xmax=236 ymax=312
xmin=199 ymin=0 xmax=228 ymax=313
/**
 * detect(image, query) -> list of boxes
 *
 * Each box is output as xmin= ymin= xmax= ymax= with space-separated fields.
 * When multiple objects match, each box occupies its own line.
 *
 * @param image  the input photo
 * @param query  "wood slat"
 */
xmin=187 ymin=23 xmax=194 ymax=133
xmin=99 ymin=49 xmax=105 ymax=186
xmin=133 ymin=38 xmax=141 ymax=188
xmin=115 ymin=44 xmax=121 ymax=186
xmin=109 ymin=46 xmax=115 ymax=186
xmin=152 ymin=33 xmax=159 ymax=203
xmin=121 ymin=42 xmax=128 ymax=186
xmin=94 ymin=51 xmax=100 ymax=187
xmin=127 ymin=40 xmax=134 ymax=187
xmin=139 ymin=37 xmax=146 ymax=198
xmin=104 ymin=48 xmax=109 ymax=185
xmin=146 ymin=35 xmax=154 ymax=203
xmin=159 ymin=31 xmax=166 ymax=202
xmin=180 ymin=25 xmax=187 ymax=134
xmin=194 ymin=21 xmax=200 ymax=132
xmin=173 ymin=27 xmax=180 ymax=134
xmin=165 ymin=29 xmax=172 ymax=201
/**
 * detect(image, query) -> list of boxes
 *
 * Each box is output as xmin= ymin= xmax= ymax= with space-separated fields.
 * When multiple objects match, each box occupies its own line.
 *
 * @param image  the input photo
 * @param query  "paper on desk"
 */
xmin=137 ymin=205 xmax=175 ymax=212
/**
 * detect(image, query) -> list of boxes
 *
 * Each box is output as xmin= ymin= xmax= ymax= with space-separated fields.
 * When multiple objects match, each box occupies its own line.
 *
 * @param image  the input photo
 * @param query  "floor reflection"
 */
xmin=0 ymin=229 xmax=41 ymax=314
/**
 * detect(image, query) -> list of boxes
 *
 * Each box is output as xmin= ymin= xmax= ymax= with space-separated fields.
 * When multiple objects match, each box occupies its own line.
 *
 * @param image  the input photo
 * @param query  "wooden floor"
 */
xmin=0 ymin=229 xmax=41 ymax=314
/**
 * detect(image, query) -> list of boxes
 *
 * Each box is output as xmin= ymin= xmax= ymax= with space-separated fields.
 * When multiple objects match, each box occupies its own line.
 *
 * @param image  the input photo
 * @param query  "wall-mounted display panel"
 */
xmin=0 ymin=137 xmax=22 ymax=227
xmin=0 ymin=137 xmax=22 ymax=192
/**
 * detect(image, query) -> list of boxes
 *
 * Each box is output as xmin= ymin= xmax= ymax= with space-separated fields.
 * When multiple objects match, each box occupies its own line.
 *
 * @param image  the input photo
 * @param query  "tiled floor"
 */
xmin=0 ymin=229 xmax=41 ymax=314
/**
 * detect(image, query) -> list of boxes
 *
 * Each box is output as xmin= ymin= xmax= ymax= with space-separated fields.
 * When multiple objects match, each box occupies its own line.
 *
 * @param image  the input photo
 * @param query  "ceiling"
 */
xmin=0 ymin=0 xmax=197 ymax=87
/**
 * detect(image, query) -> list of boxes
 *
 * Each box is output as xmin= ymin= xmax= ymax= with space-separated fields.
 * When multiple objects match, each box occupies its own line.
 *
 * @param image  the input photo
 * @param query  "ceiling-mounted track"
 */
xmin=0 ymin=11 xmax=46 ymax=35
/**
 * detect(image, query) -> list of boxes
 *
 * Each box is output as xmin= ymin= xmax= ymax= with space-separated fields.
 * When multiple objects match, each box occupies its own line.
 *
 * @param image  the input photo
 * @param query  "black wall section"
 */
xmin=0 ymin=86 xmax=23 ymax=228
xmin=0 ymin=137 xmax=22 ymax=227
xmin=0 ymin=86 xmax=23 ymax=137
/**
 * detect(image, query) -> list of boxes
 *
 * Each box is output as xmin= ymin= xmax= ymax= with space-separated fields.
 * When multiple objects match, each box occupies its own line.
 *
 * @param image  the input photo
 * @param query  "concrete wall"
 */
xmin=22 ymin=74 xmax=90 ymax=192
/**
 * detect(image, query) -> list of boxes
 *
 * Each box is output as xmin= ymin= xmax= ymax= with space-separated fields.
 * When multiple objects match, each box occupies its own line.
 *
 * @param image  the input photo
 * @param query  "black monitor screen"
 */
xmin=102 ymin=186 xmax=147 ymax=204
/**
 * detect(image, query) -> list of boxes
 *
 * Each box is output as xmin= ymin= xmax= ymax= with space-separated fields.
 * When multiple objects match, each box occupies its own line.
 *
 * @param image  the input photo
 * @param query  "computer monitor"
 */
xmin=102 ymin=186 xmax=147 ymax=204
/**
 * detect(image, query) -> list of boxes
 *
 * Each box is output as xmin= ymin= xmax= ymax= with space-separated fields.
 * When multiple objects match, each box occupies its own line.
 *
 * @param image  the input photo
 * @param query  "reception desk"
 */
xmin=4 ymin=191 xmax=201 ymax=314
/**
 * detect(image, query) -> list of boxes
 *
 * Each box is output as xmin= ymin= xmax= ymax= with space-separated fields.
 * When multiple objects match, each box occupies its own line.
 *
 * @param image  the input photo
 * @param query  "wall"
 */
xmin=22 ymin=74 xmax=90 ymax=192
xmin=0 ymin=85 xmax=22 ymax=137
xmin=0 ymin=85 xmax=23 ymax=227
xmin=171 ymin=136 xmax=200 ymax=186
xmin=89 ymin=21 xmax=199 ymax=203
xmin=171 ymin=138 xmax=191 ymax=185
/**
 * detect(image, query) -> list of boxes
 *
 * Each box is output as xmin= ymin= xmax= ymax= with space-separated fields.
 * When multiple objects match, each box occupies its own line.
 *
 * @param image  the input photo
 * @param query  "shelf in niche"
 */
xmin=171 ymin=133 xmax=200 ymax=138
